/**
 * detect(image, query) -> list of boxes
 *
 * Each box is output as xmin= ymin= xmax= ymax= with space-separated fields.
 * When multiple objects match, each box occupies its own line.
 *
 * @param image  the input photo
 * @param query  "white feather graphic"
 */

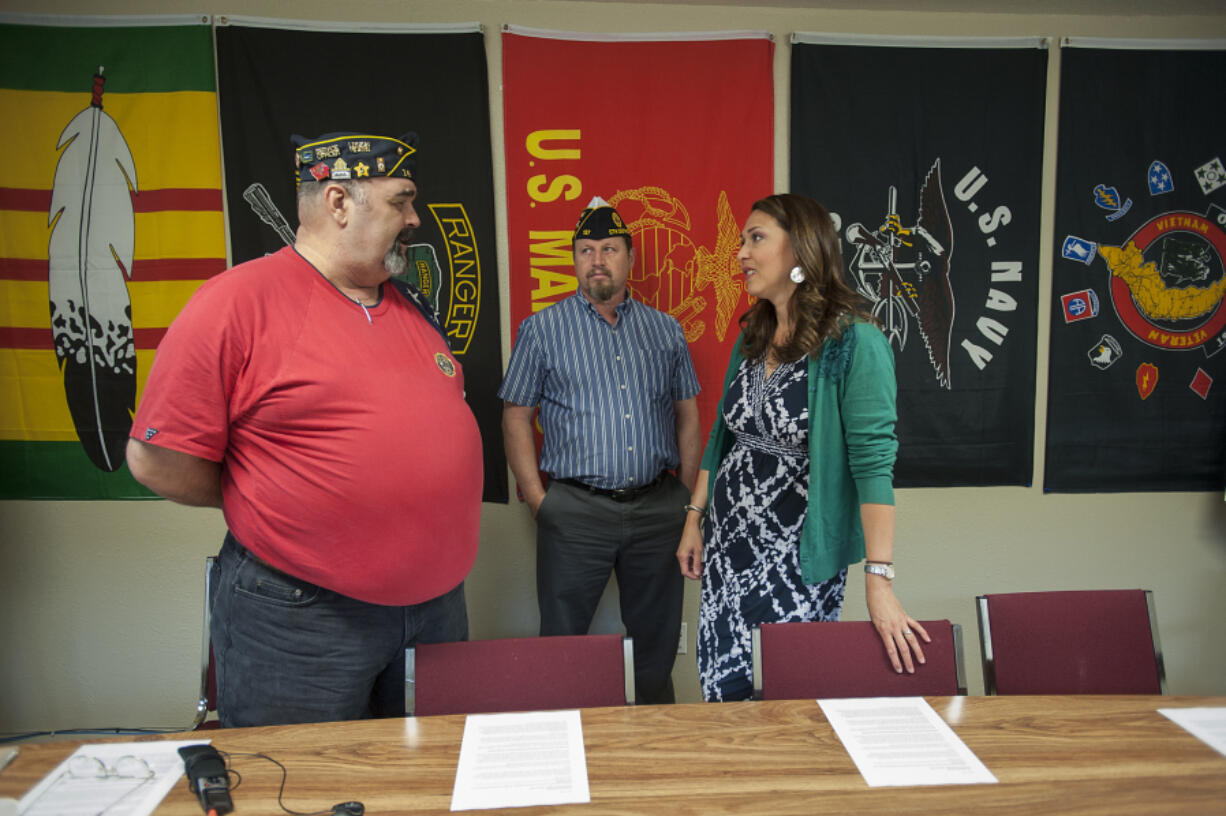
xmin=48 ymin=68 xmax=138 ymax=472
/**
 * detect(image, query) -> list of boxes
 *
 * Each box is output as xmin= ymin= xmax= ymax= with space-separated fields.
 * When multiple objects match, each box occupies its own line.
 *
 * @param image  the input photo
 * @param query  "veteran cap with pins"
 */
xmin=291 ymin=131 xmax=418 ymax=185
xmin=573 ymin=196 xmax=632 ymax=243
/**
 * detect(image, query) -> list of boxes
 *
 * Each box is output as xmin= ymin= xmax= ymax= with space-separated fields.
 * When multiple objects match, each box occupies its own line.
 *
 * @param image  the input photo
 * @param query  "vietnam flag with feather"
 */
xmin=0 ymin=16 xmax=224 ymax=498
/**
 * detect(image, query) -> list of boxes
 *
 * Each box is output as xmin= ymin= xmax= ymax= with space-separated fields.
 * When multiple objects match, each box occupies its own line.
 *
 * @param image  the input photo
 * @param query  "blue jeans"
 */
xmin=210 ymin=532 xmax=468 ymax=727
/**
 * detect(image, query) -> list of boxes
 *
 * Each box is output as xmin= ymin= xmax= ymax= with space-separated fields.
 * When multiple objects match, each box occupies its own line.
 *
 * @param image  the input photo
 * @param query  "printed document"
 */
xmin=1159 ymin=707 xmax=1226 ymax=757
xmin=450 ymin=710 xmax=590 ymax=811
xmin=819 ymin=697 xmax=997 ymax=787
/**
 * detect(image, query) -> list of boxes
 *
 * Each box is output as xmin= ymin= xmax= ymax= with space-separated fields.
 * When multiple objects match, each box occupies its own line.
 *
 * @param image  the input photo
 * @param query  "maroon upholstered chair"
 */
xmin=407 ymin=634 xmax=635 ymax=716
xmin=976 ymin=589 xmax=1165 ymax=695
xmin=750 ymin=620 xmax=966 ymax=700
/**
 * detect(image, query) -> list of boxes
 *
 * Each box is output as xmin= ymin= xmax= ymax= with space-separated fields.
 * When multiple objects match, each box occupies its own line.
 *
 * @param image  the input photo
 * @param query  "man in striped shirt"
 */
xmin=500 ymin=197 xmax=701 ymax=704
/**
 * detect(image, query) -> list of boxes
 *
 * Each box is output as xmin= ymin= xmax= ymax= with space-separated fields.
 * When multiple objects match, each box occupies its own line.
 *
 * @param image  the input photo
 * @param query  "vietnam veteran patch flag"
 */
xmin=1045 ymin=42 xmax=1226 ymax=492
xmin=0 ymin=16 xmax=225 ymax=498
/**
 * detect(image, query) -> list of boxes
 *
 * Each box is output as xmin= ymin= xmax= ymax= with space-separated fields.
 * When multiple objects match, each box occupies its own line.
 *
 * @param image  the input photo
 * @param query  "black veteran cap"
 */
xmin=291 ymin=131 xmax=418 ymax=185
xmin=573 ymin=196 xmax=632 ymax=242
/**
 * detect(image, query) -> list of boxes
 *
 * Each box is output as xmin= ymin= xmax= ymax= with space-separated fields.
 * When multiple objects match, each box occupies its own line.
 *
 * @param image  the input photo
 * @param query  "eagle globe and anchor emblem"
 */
xmin=608 ymin=186 xmax=745 ymax=343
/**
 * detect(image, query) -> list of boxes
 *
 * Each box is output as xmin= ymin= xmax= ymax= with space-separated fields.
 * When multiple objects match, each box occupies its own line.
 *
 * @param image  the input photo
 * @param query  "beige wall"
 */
xmin=2 ymin=0 xmax=1225 ymax=733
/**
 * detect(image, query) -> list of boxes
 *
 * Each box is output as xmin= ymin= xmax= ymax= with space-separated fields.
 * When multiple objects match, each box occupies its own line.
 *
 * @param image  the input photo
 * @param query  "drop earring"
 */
xmin=789 ymin=265 xmax=805 ymax=284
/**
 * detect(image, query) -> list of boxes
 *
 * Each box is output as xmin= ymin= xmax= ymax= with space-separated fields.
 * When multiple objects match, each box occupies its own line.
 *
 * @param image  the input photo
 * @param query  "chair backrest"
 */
xmin=193 ymin=556 xmax=220 ymax=730
xmin=976 ymin=589 xmax=1165 ymax=695
xmin=407 ymin=634 xmax=635 ymax=717
xmin=751 ymin=620 xmax=966 ymax=700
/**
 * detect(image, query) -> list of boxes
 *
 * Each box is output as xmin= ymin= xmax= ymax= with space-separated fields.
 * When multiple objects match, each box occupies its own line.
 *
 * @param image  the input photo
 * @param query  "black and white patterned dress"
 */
xmin=697 ymin=356 xmax=848 ymax=702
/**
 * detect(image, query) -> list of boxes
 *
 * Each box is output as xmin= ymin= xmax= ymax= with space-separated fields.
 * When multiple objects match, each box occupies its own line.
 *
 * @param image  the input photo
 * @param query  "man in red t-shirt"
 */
xmin=127 ymin=131 xmax=482 ymax=727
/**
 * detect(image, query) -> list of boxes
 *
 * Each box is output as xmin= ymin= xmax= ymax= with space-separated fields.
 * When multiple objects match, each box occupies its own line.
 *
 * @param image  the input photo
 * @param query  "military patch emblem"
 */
xmin=1099 ymin=209 xmax=1226 ymax=352
xmin=1087 ymin=334 xmax=1123 ymax=370
xmin=1135 ymin=362 xmax=1158 ymax=400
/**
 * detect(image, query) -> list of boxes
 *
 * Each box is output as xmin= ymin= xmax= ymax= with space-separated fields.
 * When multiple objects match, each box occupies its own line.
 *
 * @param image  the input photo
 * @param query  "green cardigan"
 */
xmin=700 ymin=321 xmax=898 ymax=585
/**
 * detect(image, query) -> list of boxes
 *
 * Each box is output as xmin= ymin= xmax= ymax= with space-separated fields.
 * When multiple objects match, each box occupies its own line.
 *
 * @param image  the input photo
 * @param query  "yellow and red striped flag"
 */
xmin=0 ymin=16 xmax=224 ymax=497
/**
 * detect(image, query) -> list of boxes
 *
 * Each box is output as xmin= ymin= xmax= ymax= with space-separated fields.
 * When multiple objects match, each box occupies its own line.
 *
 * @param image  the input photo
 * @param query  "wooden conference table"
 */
xmin=2 ymin=696 xmax=1224 ymax=814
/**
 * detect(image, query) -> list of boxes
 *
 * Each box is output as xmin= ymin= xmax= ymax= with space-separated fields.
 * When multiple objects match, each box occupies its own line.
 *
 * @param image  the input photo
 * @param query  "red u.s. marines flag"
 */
xmin=501 ymin=27 xmax=774 ymax=434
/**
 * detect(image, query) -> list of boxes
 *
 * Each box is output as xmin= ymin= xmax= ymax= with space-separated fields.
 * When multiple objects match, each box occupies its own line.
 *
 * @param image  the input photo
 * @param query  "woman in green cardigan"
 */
xmin=676 ymin=194 xmax=928 ymax=702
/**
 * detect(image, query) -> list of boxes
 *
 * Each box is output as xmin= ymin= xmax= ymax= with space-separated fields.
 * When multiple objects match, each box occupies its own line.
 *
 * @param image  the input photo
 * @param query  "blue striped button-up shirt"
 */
xmin=499 ymin=292 xmax=700 ymax=490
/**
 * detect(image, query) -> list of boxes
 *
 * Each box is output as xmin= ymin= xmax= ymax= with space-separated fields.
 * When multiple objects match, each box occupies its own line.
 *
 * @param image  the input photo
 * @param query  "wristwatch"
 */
xmin=864 ymin=563 xmax=895 ymax=580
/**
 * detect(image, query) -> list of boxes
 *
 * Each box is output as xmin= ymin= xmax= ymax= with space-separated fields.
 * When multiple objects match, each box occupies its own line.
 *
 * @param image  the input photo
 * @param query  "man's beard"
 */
xmin=585 ymin=272 xmax=618 ymax=302
xmin=382 ymin=227 xmax=417 ymax=277
xmin=383 ymin=244 xmax=407 ymax=277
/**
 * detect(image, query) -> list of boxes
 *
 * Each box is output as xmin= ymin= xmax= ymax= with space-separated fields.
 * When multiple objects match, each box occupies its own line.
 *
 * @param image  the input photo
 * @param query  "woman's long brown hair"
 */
xmin=738 ymin=194 xmax=872 ymax=363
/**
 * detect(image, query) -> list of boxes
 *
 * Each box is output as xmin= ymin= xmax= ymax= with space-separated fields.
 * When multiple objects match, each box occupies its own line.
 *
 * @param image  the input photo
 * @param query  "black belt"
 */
xmin=554 ymin=473 xmax=666 ymax=502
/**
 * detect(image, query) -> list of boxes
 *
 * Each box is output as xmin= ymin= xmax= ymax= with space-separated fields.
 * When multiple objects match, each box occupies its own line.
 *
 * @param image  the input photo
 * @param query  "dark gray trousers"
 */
xmin=535 ymin=475 xmax=689 ymax=704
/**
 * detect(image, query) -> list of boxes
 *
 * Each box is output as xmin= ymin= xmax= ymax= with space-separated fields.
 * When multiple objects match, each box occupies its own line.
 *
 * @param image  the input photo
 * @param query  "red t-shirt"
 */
xmin=131 ymin=247 xmax=482 ymax=605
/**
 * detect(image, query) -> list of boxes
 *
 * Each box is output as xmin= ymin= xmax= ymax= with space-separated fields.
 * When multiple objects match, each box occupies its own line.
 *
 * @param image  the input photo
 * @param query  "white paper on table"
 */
xmin=1159 ymin=707 xmax=1226 ymax=757
xmin=818 ymin=697 xmax=998 ymax=787
xmin=450 ymin=709 xmax=590 ymax=812
xmin=17 ymin=739 xmax=208 ymax=816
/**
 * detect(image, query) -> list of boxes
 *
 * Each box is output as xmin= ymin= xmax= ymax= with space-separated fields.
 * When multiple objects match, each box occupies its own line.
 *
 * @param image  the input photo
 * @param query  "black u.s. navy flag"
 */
xmin=215 ymin=19 xmax=507 ymax=502
xmin=790 ymin=35 xmax=1047 ymax=487
xmin=1046 ymin=42 xmax=1226 ymax=492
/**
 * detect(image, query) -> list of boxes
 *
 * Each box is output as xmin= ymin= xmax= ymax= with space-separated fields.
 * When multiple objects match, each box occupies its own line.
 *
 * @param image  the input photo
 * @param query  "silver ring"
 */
xmin=902 ymin=629 xmax=913 ymax=636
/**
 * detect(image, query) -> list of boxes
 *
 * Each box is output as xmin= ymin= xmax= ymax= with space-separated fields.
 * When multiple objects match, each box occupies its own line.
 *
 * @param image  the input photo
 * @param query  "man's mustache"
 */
xmin=393 ymin=227 xmax=417 ymax=255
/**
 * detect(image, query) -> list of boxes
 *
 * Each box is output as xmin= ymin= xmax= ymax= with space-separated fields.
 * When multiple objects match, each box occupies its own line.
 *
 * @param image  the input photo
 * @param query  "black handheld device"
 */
xmin=178 ymin=744 xmax=234 ymax=814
